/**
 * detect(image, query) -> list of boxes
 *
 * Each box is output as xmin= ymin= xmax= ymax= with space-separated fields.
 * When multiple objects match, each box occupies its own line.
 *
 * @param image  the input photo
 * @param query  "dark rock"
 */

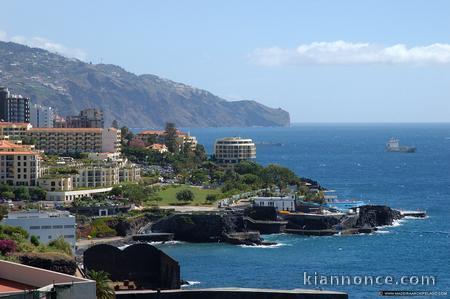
xmin=151 ymin=212 xmax=263 ymax=245
xmin=355 ymin=205 xmax=402 ymax=228
xmin=244 ymin=206 xmax=277 ymax=221
xmin=17 ymin=252 xmax=77 ymax=275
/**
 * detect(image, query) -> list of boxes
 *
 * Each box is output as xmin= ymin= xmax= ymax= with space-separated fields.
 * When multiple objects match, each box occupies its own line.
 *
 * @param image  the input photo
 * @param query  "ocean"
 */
xmin=151 ymin=124 xmax=450 ymax=298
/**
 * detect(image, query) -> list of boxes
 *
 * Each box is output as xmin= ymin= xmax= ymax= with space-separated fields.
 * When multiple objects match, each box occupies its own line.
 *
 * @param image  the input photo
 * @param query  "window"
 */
xmin=29 ymin=226 xmax=40 ymax=230
xmin=52 ymin=225 xmax=63 ymax=229
xmin=64 ymin=225 xmax=75 ymax=228
xmin=41 ymin=225 xmax=51 ymax=229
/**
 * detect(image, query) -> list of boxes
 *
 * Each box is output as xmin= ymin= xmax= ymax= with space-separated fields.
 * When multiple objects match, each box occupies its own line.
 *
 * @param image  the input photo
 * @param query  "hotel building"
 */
xmin=27 ymin=127 xmax=121 ymax=154
xmin=214 ymin=137 xmax=256 ymax=164
xmin=0 ymin=140 xmax=41 ymax=186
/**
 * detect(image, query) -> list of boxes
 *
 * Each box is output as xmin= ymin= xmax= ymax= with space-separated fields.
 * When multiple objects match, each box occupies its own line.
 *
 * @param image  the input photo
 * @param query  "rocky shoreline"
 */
xmin=75 ymin=204 xmax=423 ymax=256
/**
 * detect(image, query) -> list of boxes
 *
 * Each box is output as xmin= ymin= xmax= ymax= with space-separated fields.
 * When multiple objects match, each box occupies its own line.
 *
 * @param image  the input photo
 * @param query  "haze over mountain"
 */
xmin=0 ymin=41 xmax=289 ymax=128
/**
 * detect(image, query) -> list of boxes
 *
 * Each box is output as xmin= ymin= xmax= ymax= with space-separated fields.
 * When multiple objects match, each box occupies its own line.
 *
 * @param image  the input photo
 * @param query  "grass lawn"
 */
xmin=149 ymin=184 xmax=223 ymax=206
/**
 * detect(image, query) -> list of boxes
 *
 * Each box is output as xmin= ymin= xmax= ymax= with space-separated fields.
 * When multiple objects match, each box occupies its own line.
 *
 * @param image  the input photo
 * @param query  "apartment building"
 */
xmin=0 ymin=122 xmax=32 ymax=140
xmin=38 ymin=158 xmax=140 ymax=202
xmin=0 ymin=87 xmax=30 ymax=123
xmin=27 ymin=127 xmax=121 ymax=154
xmin=0 ymin=140 xmax=41 ymax=186
xmin=30 ymin=104 xmax=54 ymax=128
xmin=214 ymin=137 xmax=256 ymax=164
xmin=1 ymin=210 xmax=76 ymax=249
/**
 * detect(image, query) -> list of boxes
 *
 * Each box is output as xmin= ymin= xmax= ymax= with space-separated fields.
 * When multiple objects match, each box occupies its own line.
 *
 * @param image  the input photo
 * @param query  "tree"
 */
xmin=206 ymin=194 xmax=217 ymax=203
xmin=129 ymin=137 xmax=146 ymax=149
xmin=0 ymin=205 xmax=8 ymax=222
xmin=120 ymin=126 xmax=134 ymax=145
xmin=29 ymin=188 xmax=47 ymax=201
xmin=176 ymin=189 xmax=195 ymax=202
xmin=111 ymin=119 xmax=119 ymax=129
xmin=48 ymin=236 xmax=73 ymax=256
xmin=14 ymin=187 xmax=30 ymax=201
xmin=87 ymin=270 xmax=114 ymax=299
xmin=164 ymin=122 xmax=179 ymax=153
xmin=190 ymin=169 xmax=208 ymax=185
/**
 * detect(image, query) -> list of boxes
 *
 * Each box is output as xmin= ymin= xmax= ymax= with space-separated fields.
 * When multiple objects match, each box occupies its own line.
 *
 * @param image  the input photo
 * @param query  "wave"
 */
xmin=239 ymin=243 xmax=288 ymax=249
xmin=182 ymin=281 xmax=201 ymax=287
xmin=149 ymin=240 xmax=185 ymax=245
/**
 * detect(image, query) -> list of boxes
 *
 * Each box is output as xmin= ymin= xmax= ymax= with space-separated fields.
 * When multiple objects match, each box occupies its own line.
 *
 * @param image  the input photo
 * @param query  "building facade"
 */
xmin=56 ymin=108 xmax=104 ymax=128
xmin=0 ymin=122 xmax=32 ymax=140
xmin=27 ymin=127 xmax=121 ymax=154
xmin=214 ymin=137 xmax=256 ymax=164
xmin=0 ymin=87 xmax=30 ymax=123
xmin=253 ymin=195 xmax=296 ymax=211
xmin=1 ymin=210 xmax=76 ymax=249
xmin=0 ymin=140 xmax=41 ymax=186
xmin=30 ymin=104 xmax=54 ymax=128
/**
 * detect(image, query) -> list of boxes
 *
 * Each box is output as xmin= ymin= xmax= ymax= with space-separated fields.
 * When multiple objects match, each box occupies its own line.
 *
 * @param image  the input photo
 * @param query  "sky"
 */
xmin=1 ymin=0 xmax=450 ymax=123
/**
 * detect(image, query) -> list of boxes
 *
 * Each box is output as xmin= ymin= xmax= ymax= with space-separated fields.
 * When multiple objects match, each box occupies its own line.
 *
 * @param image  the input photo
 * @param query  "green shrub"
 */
xmin=30 ymin=235 xmax=40 ymax=246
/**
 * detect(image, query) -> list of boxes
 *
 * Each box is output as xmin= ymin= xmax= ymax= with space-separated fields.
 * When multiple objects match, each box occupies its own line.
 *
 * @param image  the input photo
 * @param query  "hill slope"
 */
xmin=0 ymin=41 xmax=290 ymax=127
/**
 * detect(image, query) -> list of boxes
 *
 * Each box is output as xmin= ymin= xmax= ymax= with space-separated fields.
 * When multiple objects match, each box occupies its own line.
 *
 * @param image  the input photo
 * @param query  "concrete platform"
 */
xmin=116 ymin=287 xmax=348 ymax=299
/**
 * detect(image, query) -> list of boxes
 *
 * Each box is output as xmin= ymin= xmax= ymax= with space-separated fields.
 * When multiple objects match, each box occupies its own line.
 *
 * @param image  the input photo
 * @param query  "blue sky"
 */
xmin=1 ymin=0 xmax=450 ymax=122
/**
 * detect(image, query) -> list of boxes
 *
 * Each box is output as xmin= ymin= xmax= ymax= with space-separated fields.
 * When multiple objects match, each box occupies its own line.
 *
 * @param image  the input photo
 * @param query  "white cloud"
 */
xmin=0 ymin=30 xmax=87 ymax=61
xmin=250 ymin=41 xmax=450 ymax=66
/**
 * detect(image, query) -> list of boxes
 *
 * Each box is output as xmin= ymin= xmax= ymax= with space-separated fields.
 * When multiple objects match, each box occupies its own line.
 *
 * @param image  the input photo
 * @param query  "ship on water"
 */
xmin=386 ymin=138 xmax=416 ymax=153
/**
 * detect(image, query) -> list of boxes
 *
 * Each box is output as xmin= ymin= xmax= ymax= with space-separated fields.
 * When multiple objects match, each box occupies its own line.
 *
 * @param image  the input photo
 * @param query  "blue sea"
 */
xmin=153 ymin=124 xmax=450 ymax=298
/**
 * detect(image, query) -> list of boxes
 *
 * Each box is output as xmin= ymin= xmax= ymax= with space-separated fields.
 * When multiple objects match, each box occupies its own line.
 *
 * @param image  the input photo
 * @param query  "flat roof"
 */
xmin=0 ymin=278 xmax=34 ymax=293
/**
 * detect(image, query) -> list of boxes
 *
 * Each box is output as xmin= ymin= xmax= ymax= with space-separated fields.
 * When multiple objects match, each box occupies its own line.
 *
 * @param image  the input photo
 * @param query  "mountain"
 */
xmin=0 ymin=41 xmax=290 ymax=128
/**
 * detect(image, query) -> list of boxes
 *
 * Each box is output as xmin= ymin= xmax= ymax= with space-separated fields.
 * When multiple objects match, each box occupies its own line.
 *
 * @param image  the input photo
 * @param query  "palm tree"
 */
xmin=87 ymin=270 xmax=114 ymax=299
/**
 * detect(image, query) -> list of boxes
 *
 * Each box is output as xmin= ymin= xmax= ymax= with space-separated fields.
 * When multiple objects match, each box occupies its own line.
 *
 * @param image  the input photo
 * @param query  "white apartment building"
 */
xmin=1 ymin=210 xmax=76 ymax=249
xmin=0 ymin=140 xmax=41 ymax=186
xmin=30 ymin=104 xmax=54 ymax=128
xmin=214 ymin=137 xmax=256 ymax=164
xmin=27 ymin=127 xmax=121 ymax=154
xmin=253 ymin=195 xmax=296 ymax=211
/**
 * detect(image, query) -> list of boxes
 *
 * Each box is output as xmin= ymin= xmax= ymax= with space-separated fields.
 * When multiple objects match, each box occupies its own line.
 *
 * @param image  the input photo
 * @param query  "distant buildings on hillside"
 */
xmin=55 ymin=108 xmax=104 ymax=128
xmin=214 ymin=137 xmax=256 ymax=164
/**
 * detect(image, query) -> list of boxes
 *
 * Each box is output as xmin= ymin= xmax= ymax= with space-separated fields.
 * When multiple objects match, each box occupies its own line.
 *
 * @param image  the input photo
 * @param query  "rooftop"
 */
xmin=0 ymin=278 xmax=34 ymax=293
xmin=4 ymin=210 xmax=74 ymax=219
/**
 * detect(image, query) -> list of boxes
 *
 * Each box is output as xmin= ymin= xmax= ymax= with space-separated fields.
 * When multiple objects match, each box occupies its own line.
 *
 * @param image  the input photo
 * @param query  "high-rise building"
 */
xmin=0 ymin=87 xmax=30 ymax=123
xmin=30 ymin=104 xmax=54 ymax=128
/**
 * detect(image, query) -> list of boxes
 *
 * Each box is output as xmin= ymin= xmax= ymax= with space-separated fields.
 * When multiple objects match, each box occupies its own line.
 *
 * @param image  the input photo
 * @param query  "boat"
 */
xmin=386 ymin=138 xmax=416 ymax=153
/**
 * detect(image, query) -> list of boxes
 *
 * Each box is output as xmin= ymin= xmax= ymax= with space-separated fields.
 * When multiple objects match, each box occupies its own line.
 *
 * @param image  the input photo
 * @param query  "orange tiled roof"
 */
xmin=0 ymin=122 xmax=31 ymax=127
xmin=150 ymin=143 xmax=167 ymax=150
xmin=0 ymin=140 xmax=35 ymax=155
xmin=29 ymin=128 xmax=103 ymax=132
xmin=139 ymin=130 xmax=165 ymax=135
xmin=139 ymin=130 xmax=187 ymax=137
